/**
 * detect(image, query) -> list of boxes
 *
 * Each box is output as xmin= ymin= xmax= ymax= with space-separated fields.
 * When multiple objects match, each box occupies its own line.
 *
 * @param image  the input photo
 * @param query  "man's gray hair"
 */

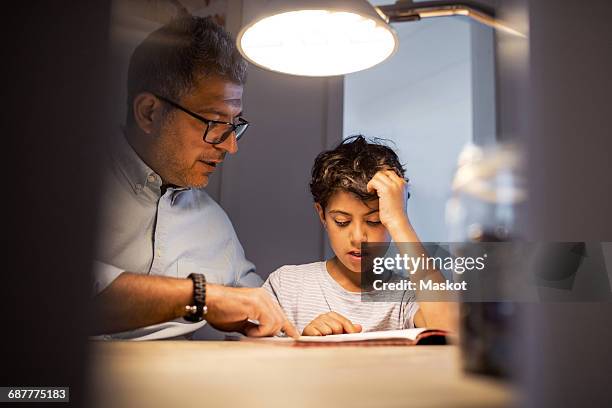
xmin=127 ymin=15 xmax=247 ymax=121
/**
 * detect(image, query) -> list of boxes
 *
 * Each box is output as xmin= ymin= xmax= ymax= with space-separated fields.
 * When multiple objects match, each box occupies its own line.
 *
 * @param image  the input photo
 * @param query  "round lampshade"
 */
xmin=237 ymin=0 xmax=398 ymax=77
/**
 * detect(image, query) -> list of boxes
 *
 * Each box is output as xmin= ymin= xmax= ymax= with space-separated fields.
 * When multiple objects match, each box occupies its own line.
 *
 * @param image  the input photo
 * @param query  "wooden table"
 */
xmin=90 ymin=341 xmax=516 ymax=408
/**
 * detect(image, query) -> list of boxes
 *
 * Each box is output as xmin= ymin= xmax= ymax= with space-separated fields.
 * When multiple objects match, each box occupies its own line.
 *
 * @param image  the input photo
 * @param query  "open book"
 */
xmin=231 ymin=328 xmax=448 ymax=346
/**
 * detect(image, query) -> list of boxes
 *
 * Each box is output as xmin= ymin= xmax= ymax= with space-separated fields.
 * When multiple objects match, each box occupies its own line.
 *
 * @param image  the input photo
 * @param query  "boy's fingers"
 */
xmin=320 ymin=316 xmax=344 ymax=334
xmin=367 ymin=171 xmax=388 ymax=192
xmin=367 ymin=178 xmax=387 ymax=195
xmin=328 ymin=312 xmax=360 ymax=333
xmin=371 ymin=175 xmax=394 ymax=193
xmin=303 ymin=325 xmax=322 ymax=336
xmin=383 ymin=170 xmax=405 ymax=186
xmin=316 ymin=322 xmax=333 ymax=335
xmin=303 ymin=316 xmax=362 ymax=336
xmin=366 ymin=179 xmax=377 ymax=193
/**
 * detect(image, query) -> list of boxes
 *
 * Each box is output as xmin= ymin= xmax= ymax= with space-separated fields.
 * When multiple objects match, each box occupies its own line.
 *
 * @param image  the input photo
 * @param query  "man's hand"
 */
xmin=366 ymin=170 xmax=410 ymax=232
xmin=302 ymin=312 xmax=362 ymax=336
xmin=205 ymin=284 xmax=299 ymax=338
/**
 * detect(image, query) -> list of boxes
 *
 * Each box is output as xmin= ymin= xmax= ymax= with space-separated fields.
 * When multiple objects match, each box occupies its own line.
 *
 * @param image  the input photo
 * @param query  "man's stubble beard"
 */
xmin=154 ymin=128 xmax=206 ymax=189
xmin=164 ymin=152 xmax=209 ymax=189
xmin=189 ymin=173 xmax=209 ymax=189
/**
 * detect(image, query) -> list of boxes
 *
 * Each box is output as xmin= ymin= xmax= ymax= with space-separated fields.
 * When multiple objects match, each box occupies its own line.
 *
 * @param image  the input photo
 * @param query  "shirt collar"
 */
xmin=111 ymin=129 xmax=163 ymax=196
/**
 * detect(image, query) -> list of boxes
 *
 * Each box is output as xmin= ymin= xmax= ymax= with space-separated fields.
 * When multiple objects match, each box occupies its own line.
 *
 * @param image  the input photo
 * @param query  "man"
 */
xmin=93 ymin=15 xmax=298 ymax=339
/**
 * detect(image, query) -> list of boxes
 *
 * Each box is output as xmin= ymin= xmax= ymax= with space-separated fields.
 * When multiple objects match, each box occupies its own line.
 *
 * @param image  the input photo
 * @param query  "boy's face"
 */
xmin=315 ymin=191 xmax=390 ymax=273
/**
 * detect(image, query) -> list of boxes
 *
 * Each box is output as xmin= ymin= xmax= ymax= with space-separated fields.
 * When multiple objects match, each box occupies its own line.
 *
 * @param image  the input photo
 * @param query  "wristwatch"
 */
xmin=184 ymin=273 xmax=207 ymax=322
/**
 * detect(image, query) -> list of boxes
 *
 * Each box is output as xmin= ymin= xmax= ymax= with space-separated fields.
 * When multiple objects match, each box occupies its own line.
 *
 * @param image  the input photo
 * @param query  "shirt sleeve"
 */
xmin=92 ymin=260 xmax=125 ymax=296
xmin=261 ymin=266 xmax=298 ymax=329
xmin=229 ymin=231 xmax=262 ymax=288
xmin=262 ymin=270 xmax=282 ymax=305
xmin=235 ymin=265 xmax=262 ymax=288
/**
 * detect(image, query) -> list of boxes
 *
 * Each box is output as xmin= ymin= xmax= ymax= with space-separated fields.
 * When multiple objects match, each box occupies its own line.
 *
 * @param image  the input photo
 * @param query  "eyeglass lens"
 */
xmin=205 ymin=122 xmax=248 ymax=144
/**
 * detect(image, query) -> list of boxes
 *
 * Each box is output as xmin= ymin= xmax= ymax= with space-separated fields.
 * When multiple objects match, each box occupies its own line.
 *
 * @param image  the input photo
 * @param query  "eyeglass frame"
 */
xmin=152 ymin=93 xmax=249 ymax=145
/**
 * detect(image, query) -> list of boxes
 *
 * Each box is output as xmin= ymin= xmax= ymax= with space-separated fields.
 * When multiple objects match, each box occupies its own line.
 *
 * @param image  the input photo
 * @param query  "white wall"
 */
xmin=344 ymin=13 xmax=495 ymax=242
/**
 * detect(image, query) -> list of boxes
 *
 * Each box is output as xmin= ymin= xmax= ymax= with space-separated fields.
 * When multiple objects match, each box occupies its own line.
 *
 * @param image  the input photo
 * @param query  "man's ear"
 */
xmin=132 ymin=92 xmax=163 ymax=135
xmin=314 ymin=203 xmax=326 ymax=227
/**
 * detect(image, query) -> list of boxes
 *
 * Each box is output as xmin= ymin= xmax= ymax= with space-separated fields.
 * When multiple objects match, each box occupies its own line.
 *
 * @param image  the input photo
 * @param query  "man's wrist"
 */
xmin=203 ymin=283 xmax=221 ymax=313
xmin=176 ymin=277 xmax=195 ymax=318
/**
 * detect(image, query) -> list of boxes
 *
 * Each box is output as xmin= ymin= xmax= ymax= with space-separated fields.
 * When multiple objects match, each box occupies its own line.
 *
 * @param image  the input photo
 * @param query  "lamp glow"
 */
xmin=237 ymin=9 xmax=397 ymax=77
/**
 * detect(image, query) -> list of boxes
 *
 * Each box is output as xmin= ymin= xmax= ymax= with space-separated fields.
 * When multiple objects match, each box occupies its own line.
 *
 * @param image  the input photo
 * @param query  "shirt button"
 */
xmin=147 ymin=175 xmax=156 ymax=183
xmin=135 ymin=183 xmax=143 ymax=191
xmin=156 ymin=250 xmax=162 ymax=258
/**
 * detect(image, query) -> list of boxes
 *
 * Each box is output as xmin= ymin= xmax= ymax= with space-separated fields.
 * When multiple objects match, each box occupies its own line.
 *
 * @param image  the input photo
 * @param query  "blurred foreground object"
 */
xmin=447 ymin=143 xmax=526 ymax=378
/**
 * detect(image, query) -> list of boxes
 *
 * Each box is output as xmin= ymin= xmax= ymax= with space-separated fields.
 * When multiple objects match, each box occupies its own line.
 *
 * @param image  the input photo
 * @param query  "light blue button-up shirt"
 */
xmin=94 ymin=132 xmax=261 ymax=340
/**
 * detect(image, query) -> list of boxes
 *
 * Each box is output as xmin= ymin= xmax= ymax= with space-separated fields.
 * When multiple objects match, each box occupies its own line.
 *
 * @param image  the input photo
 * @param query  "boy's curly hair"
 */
xmin=310 ymin=135 xmax=406 ymax=209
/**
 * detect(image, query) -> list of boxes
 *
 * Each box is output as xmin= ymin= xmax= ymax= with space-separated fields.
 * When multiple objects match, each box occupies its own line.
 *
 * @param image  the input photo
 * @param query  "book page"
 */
xmin=296 ymin=328 xmax=429 ymax=343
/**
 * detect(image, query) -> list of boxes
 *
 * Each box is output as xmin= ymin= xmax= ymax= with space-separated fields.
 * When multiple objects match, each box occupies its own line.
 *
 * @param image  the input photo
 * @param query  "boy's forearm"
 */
xmin=387 ymin=219 xmax=446 ymax=284
xmin=385 ymin=217 xmax=418 ymax=243
xmin=416 ymin=302 xmax=457 ymax=331
xmin=387 ymin=218 xmax=457 ymax=331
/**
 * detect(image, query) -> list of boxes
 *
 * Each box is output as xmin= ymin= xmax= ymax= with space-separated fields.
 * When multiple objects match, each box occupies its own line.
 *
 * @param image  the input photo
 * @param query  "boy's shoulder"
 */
xmin=268 ymin=261 xmax=324 ymax=284
xmin=272 ymin=261 xmax=323 ymax=275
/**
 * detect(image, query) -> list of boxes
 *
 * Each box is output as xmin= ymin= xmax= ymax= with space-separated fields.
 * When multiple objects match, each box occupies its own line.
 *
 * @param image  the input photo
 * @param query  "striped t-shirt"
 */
xmin=263 ymin=261 xmax=419 ymax=334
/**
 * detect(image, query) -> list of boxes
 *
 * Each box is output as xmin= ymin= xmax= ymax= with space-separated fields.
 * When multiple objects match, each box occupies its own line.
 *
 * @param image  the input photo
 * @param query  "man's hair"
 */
xmin=126 ymin=15 xmax=247 ymax=122
xmin=310 ymin=135 xmax=406 ymax=209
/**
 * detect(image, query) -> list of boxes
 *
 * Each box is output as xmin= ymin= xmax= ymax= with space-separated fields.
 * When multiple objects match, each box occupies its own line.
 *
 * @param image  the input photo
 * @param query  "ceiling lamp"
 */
xmin=237 ymin=1 xmax=523 ymax=77
xmin=236 ymin=0 xmax=398 ymax=77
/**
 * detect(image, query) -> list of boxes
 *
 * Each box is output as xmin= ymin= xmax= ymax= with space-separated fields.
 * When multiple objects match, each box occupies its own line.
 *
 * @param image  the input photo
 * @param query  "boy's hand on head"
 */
xmin=302 ymin=312 xmax=362 ymax=336
xmin=366 ymin=170 xmax=410 ymax=231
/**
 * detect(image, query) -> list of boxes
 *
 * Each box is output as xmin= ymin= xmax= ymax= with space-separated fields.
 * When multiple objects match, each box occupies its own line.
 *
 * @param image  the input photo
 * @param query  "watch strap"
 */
xmin=184 ymin=273 xmax=207 ymax=322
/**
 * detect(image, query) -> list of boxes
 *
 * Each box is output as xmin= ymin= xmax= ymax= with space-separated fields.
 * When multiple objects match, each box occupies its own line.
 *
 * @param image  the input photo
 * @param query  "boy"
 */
xmin=263 ymin=136 xmax=453 ymax=336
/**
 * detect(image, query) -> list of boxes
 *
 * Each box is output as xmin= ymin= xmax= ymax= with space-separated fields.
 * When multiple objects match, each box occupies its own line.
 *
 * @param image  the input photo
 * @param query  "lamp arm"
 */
xmin=377 ymin=1 xmax=526 ymax=37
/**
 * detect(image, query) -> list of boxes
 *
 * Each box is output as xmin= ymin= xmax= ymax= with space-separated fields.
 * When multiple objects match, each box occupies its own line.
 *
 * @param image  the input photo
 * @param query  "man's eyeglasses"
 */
xmin=153 ymin=94 xmax=249 ymax=145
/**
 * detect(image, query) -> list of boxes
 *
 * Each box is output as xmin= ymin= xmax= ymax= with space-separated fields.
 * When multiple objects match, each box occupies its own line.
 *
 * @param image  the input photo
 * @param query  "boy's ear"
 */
xmin=314 ymin=203 xmax=326 ymax=227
